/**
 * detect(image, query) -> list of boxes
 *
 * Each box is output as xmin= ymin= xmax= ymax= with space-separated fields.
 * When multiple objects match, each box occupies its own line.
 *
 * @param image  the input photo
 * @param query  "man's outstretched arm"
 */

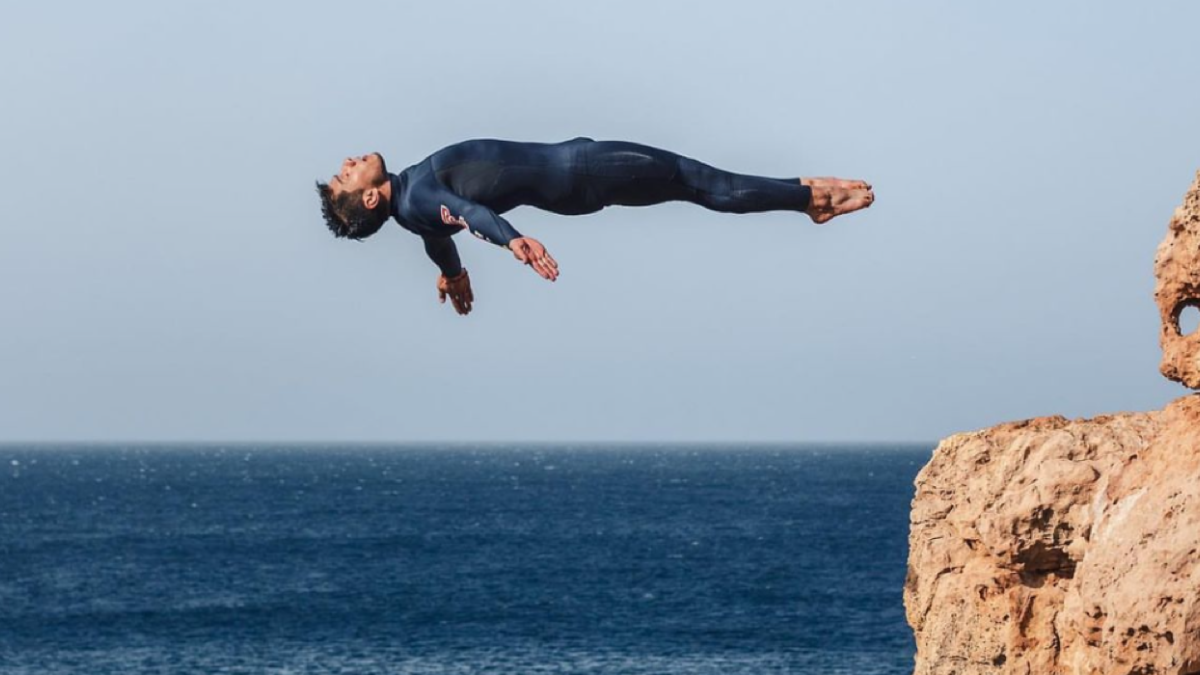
xmin=429 ymin=188 xmax=558 ymax=281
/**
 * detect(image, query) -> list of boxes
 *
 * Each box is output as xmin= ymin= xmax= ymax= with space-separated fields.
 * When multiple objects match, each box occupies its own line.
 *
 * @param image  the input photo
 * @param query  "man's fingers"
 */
xmin=532 ymin=245 xmax=558 ymax=276
xmin=448 ymin=286 xmax=471 ymax=315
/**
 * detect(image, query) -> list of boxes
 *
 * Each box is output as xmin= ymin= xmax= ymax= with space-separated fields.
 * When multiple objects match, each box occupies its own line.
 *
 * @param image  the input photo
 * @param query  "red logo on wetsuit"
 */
xmin=440 ymin=205 xmax=469 ymax=229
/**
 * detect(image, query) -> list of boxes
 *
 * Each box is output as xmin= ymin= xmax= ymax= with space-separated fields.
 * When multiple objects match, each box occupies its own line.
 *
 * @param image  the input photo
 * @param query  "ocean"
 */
xmin=0 ymin=444 xmax=928 ymax=674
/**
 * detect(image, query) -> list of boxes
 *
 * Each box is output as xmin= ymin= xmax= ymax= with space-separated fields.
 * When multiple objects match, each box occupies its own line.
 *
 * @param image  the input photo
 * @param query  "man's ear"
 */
xmin=363 ymin=187 xmax=381 ymax=210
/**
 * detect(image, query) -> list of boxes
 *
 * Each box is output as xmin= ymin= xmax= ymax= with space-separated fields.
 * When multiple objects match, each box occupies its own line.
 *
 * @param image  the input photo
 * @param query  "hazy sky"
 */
xmin=2 ymin=1 xmax=1198 ymax=443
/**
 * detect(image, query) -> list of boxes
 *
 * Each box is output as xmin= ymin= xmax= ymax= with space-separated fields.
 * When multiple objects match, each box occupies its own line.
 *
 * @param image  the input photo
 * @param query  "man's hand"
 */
xmin=508 ymin=236 xmax=559 ymax=281
xmin=437 ymin=269 xmax=474 ymax=315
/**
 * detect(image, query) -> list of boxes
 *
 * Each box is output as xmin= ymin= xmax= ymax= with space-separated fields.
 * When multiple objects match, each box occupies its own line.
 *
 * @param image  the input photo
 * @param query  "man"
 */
xmin=316 ymin=138 xmax=874 ymax=316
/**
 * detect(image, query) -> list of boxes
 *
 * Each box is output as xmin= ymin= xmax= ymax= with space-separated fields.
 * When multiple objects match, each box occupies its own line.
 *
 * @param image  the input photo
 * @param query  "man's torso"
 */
xmin=389 ymin=137 xmax=598 ymax=237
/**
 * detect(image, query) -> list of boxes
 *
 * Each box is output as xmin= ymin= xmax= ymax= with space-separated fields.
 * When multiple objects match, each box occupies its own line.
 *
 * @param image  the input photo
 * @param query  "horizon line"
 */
xmin=0 ymin=439 xmax=938 ymax=448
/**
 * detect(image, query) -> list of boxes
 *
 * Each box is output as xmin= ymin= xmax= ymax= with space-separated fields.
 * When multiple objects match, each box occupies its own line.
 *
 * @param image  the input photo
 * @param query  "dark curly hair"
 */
xmin=315 ymin=180 xmax=390 ymax=240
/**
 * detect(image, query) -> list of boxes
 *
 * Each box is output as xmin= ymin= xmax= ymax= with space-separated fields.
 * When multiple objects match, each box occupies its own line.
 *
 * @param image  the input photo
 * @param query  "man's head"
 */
xmin=315 ymin=153 xmax=390 ymax=239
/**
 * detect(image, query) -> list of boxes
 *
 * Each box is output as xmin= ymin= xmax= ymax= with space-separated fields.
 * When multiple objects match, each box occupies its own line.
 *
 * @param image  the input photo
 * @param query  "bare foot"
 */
xmin=801 ymin=177 xmax=874 ymax=224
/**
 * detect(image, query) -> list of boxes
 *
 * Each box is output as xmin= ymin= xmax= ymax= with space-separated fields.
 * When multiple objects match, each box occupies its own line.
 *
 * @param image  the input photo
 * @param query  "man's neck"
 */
xmin=379 ymin=174 xmax=395 ymax=203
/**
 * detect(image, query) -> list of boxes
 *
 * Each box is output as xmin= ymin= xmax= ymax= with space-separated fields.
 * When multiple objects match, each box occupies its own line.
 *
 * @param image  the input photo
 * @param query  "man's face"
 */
xmin=329 ymin=153 xmax=388 ymax=196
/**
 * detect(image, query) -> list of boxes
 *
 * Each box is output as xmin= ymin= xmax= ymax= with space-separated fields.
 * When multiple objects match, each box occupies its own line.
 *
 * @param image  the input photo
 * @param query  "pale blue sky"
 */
xmin=2 ymin=1 xmax=1197 ymax=443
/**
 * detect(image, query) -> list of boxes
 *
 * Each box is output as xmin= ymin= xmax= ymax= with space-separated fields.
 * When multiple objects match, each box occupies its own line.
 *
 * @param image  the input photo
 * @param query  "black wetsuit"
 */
xmin=388 ymin=138 xmax=813 ymax=276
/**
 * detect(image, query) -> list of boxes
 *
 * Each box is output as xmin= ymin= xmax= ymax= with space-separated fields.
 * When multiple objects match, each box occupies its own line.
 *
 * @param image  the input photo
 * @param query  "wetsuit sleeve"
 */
xmin=429 ymin=187 xmax=524 ymax=248
xmin=421 ymin=235 xmax=464 ymax=277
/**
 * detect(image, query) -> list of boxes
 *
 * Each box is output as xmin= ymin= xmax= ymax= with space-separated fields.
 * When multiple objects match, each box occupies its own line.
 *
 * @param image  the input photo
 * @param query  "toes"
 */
xmin=803 ymin=177 xmax=873 ymax=191
xmin=844 ymin=190 xmax=873 ymax=213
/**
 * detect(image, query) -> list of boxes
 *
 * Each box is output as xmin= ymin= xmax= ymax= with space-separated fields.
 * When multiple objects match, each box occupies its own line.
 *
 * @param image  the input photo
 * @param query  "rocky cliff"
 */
xmin=905 ymin=173 xmax=1200 ymax=675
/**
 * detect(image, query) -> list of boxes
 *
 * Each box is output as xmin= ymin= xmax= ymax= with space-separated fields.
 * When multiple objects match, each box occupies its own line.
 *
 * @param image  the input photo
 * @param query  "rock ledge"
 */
xmin=907 ymin=174 xmax=1200 ymax=675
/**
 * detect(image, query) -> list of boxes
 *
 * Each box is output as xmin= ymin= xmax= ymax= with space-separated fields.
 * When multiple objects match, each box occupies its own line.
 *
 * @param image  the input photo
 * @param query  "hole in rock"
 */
xmin=1180 ymin=304 xmax=1200 ymax=336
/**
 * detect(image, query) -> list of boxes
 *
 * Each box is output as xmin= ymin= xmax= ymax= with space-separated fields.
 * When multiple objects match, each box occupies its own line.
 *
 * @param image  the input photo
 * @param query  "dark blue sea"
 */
xmin=0 ymin=444 xmax=928 ymax=674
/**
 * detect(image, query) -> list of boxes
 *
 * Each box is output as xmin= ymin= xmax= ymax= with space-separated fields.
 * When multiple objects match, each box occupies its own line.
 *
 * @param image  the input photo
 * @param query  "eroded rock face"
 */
xmin=905 ymin=396 xmax=1200 ymax=675
xmin=907 ymin=170 xmax=1200 ymax=673
xmin=1155 ymin=172 xmax=1200 ymax=388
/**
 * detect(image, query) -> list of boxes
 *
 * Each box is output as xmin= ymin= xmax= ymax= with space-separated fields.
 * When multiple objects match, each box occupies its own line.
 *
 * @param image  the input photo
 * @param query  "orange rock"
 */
xmin=907 ymin=173 xmax=1200 ymax=674
xmin=1156 ymin=172 xmax=1200 ymax=388
xmin=906 ymin=407 xmax=1165 ymax=674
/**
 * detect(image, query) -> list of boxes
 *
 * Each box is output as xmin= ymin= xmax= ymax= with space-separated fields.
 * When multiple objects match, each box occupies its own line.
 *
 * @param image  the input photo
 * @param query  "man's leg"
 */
xmin=579 ymin=141 xmax=872 ymax=223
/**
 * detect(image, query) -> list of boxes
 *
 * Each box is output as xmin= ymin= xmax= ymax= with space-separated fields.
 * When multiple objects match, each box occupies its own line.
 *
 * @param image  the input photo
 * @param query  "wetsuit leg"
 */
xmin=579 ymin=141 xmax=812 ymax=214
